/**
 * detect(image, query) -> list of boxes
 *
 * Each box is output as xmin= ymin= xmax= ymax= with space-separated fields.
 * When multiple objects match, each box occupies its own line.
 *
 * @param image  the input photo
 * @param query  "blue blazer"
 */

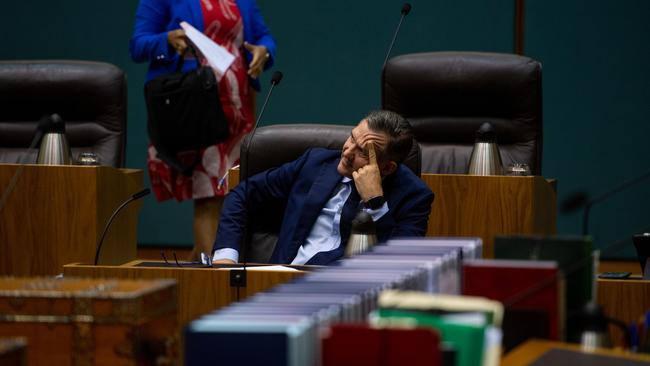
xmin=214 ymin=148 xmax=435 ymax=265
xmin=129 ymin=0 xmax=276 ymax=90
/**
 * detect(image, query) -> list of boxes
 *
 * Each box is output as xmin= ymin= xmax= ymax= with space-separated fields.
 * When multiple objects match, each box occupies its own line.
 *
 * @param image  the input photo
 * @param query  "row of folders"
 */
xmin=186 ymin=236 xmax=591 ymax=366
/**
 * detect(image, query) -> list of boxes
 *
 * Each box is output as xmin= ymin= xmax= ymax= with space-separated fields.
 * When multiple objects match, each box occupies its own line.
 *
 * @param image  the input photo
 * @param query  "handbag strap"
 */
xmin=175 ymin=45 xmax=202 ymax=73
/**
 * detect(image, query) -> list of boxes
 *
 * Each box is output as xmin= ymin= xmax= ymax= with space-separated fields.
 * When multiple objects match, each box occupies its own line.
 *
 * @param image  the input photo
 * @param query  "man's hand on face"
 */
xmin=352 ymin=143 xmax=384 ymax=202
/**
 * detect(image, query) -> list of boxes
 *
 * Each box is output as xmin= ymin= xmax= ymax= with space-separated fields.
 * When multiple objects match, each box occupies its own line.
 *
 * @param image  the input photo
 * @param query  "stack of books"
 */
xmin=374 ymin=290 xmax=504 ymax=366
xmin=184 ymin=238 xmax=482 ymax=365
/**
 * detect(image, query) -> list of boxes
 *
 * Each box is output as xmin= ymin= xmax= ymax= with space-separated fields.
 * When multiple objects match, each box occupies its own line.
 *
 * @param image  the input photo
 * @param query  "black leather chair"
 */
xmin=382 ymin=51 xmax=543 ymax=175
xmin=238 ymin=124 xmax=421 ymax=263
xmin=0 ymin=61 xmax=127 ymax=167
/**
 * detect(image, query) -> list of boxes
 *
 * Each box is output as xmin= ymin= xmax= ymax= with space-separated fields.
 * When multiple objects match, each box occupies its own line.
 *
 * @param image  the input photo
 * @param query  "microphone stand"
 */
xmin=230 ymin=71 xmax=283 ymax=295
xmin=582 ymin=170 xmax=650 ymax=236
xmin=94 ymin=188 xmax=151 ymax=265
xmin=382 ymin=3 xmax=412 ymax=69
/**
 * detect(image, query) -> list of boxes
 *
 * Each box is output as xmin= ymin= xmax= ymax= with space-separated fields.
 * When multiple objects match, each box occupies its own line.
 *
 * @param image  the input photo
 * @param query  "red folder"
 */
xmin=322 ymin=324 xmax=441 ymax=366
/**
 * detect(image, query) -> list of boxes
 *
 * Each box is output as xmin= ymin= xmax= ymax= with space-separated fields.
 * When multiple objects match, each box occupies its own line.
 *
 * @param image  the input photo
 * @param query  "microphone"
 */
xmin=494 ymin=170 xmax=650 ymax=346
xmin=219 ymin=71 xmax=282 ymax=285
xmin=561 ymin=169 xmax=650 ymax=235
xmin=94 ymin=188 xmax=151 ymax=265
xmin=252 ymin=71 xmax=283 ymax=131
xmin=496 ymin=234 xmax=636 ymax=346
xmin=0 ymin=114 xmax=59 ymax=214
xmin=382 ymin=3 xmax=412 ymax=69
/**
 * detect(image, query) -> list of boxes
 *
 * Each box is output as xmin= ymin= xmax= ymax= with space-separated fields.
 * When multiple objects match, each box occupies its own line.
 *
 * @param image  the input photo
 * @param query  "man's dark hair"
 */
xmin=365 ymin=110 xmax=413 ymax=164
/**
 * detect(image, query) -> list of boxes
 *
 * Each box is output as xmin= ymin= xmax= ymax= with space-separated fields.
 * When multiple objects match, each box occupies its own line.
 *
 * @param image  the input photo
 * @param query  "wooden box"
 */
xmin=0 ymin=277 xmax=178 ymax=366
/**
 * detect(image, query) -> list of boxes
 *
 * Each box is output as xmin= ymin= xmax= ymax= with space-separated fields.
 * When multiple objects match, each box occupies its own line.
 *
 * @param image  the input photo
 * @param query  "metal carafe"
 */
xmin=345 ymin=211 xmax=377 ymax=257
xmin=467 ymin=122 xmax=504 ymax=175
xmin=36 ymin=114 xmax=72 ymax=165
xmin=579 ymin=302 xmax=613 ymax=350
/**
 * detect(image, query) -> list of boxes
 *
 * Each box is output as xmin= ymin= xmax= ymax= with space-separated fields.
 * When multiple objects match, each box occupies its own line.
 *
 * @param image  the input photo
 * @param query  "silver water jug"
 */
xmin=579 ymin=302 xmax=612 ymax=350
xmin=345 ymin=211 xmax=377 ymax=257
xmin=467 ymin=122 xmax=504 ymax=175
xmin=36 ymin=114 xmax=72 ymax=165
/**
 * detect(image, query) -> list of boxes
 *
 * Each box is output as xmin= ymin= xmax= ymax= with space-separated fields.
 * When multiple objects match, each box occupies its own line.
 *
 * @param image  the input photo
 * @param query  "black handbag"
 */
xmin=144 ymin=50 xmax=229 ymax=176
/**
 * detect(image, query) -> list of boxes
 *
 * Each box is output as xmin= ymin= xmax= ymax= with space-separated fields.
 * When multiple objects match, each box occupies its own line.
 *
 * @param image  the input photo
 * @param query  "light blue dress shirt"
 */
xmin=213 ymin=177 xmax=388 ymax=263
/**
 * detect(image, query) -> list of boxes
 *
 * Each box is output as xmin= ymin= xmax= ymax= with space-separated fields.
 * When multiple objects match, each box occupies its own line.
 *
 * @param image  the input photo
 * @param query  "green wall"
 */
xmin=525 ymin=0 xmax=650 ymax=258
xmin=1 ymin=1 xmax=648 ymax=258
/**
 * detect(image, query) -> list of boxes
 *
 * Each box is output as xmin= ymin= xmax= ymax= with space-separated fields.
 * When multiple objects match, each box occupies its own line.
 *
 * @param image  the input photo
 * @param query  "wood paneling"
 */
xmin=0 ymin=164 xmax=143 ymax=276
xmin=63 ymin=261 xmax=306 ymax=326
xmin=229 ymin=170 xmax=557 ymax=258
xmin=598 ymin=277 xmax=650 ymax=346
xmin=600 ymin=261 xmax=642 ymax=276
xmin=422 ymin=174 xmax=557 ymax=257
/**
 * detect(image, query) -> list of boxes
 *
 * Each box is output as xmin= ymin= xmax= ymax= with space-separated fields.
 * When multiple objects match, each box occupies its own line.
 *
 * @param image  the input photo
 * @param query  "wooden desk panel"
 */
xmin=229 ymin=169 xmax=557 ymax=259
xmin=0 ymin=164 xmax=142 ymax=276
xmin=422 ymin=174 xmax=556 ymax=257
xmin=63 ymin=261 xmax=307 ymax=326
xmin=598 ymin=277 xmax=650 ymax=346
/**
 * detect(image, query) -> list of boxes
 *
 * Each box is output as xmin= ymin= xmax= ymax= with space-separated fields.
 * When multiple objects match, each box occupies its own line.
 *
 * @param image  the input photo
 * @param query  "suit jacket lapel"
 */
xmin=288 ymin=159 xmax=342 ymax=254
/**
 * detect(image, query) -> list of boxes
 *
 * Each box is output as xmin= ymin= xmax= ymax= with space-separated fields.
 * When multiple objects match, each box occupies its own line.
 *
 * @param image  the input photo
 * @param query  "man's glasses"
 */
xmin=160 ymin=251 xmax=213 ymax=268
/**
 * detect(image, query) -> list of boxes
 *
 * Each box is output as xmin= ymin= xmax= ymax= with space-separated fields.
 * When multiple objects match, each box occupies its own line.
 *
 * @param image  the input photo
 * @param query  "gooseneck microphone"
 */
xmin=235 ymin=71 xmax=283 ymax=279
xmin=382 ymin=3 xmax=412 ymax=69
xmin=561 ymin=170 xmax=650 ymax=235
xmin=94 ymin=188 xmax=151 ymax=265
xmin=253 ymin=71 xmax=283 ymax=130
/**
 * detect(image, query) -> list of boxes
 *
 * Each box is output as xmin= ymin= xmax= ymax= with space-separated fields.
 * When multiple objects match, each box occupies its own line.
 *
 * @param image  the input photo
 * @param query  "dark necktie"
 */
xmin=339 ymin=183 xmax=361 ymax=246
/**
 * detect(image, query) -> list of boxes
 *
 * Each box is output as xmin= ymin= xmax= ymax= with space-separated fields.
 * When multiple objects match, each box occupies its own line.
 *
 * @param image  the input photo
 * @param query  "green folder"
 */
xmin=377 ymin=308 xmax=486 ymax=366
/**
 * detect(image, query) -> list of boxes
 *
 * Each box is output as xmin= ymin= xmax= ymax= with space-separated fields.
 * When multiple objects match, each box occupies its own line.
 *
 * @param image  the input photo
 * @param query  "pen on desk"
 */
xmin=643 ymin=310 xmax=650 ymax=353
xmin=629 ymin=322 xmax=639 ymax=352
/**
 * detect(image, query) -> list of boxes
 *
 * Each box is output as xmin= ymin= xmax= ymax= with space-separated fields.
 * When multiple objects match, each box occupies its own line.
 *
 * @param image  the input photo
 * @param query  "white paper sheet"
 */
xmin=227 ymin=265 xmax=302 ymax=272
xmin=180 ymin=21 xmax=235 ymax=77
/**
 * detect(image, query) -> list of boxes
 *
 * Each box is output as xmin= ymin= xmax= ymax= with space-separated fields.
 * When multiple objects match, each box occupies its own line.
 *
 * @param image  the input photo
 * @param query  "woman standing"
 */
xmin=130 ymin=0 xmax=276 ymax=260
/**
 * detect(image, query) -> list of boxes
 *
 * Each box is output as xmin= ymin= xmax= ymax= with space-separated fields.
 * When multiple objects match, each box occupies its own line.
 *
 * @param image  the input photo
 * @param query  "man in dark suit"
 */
xmin=212 ymin=110 xmax=434 ymax=265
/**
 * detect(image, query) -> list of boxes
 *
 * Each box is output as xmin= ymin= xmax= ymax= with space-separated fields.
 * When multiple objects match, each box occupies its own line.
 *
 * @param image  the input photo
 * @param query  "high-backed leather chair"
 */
xmin=382 ymin=51 xmax=543 ymax=175
xmin=0 ymin=61 xmax=127 ymax=167
xmin=238 ymin=124 xmax=421 ymax=263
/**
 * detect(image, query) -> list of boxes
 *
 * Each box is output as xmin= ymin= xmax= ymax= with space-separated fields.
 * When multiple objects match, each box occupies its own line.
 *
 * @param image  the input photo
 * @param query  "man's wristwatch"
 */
xmin=364 ymin=196 xmax=386 ymax=210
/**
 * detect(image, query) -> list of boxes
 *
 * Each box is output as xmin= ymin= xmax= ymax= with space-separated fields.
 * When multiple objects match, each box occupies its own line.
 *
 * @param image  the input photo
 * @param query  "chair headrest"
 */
xmin=240 ymin=124 xmax=421 ymax=179
xmin=382 ymin=51 xmax=543 ymax=174
xmin=0 ymin=60 xmax=127 ymax=167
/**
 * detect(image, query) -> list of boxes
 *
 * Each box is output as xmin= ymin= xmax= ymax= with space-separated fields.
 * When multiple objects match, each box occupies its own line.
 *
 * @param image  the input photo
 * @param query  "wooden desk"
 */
xmin=63 ymin=261 xmax=307 ymax=326
xmin=598 ymin=277 xmax=650 ymax=346
xmin=502 ymin=339 xmax=650 ymax=365
xmin=229 ymin=168 xmax=557 ymax=258
xmin=420 ymin=174 xmax=556 ymax=257
xmin=0 ymin=164 xmax=143 ymax=276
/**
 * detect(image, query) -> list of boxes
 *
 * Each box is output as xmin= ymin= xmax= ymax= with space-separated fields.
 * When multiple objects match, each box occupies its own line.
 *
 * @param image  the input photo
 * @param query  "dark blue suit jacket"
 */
xmin=214 ymin=148 xmax=434 ymax=265
xmin=129 ymin=0 xmax=276 ymax=90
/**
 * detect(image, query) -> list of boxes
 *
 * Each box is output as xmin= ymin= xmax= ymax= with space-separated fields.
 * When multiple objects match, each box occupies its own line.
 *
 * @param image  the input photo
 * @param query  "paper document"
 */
xmin=227 ymin=265 xmax=301 ymax=272
xmin=180 ymin=21 xmax=235 ymax=77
